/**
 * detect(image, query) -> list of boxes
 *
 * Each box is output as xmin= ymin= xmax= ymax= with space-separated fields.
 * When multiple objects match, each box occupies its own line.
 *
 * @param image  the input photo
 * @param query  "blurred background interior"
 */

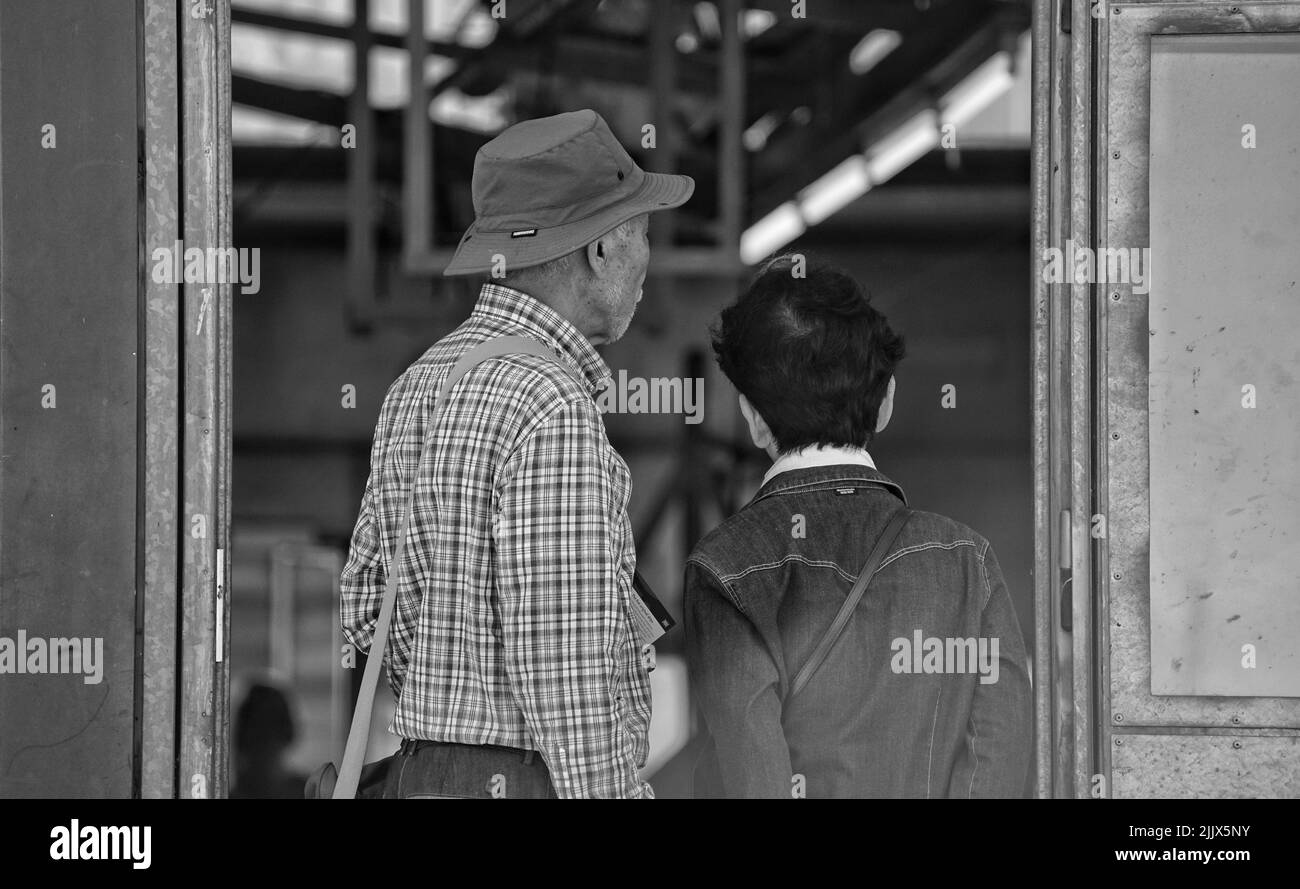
xmin=225 ymin=0 xmax=1034 ymax=799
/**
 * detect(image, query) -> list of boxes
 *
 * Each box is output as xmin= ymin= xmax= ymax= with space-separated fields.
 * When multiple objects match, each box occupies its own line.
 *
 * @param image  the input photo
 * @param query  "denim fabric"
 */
xmin=384 ymin=740 xmax=559 ymax=799
xmin=685 ymin=465 xmax=1032 ymax=799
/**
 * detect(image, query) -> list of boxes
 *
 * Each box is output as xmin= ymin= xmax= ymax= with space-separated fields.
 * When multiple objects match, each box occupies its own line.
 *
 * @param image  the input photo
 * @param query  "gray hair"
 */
xmin=497 ymin=217 xmax=639 ymax=288
xmin=497 ymin=250 xmax=582 ymax=290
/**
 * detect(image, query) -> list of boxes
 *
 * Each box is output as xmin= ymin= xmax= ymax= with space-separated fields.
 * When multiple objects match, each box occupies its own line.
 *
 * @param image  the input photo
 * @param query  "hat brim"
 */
xmin=442 ymin=171 xmax=695 ymax=277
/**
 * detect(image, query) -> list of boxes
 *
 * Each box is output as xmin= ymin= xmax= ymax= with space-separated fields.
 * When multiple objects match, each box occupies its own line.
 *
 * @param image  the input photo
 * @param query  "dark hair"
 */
xmin=711 ymin=254 xmax=905 ymax=453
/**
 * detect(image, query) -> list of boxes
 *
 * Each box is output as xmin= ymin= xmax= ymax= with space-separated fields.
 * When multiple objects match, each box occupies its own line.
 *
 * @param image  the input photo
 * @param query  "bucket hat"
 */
xmin=443 ymin=109 xmax=695 ymax=276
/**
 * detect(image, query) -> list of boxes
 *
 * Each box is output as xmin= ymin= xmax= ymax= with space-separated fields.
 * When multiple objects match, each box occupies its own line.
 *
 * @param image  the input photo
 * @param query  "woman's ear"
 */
xmin=875 ymin=376 xmax=896 ymax=434
xmin=738 ymin=394 xmax=776 ymax=452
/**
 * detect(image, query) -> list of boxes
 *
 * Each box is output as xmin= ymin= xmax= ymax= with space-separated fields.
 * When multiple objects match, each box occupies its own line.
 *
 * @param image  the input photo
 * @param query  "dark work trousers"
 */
xmin=383 ymin=738 xmax=559 ymax=799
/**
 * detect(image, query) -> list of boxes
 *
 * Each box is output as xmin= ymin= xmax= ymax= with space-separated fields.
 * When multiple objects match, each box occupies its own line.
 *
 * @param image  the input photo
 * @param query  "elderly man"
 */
xmin=341 ymin=110 xmax=692 ymax=799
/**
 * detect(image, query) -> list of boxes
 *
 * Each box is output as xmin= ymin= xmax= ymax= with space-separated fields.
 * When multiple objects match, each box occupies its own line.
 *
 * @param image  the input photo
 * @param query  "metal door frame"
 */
xmin=1034 ymin=0 xmax=1300 ymax=798
xmin=140 ymin=0 xmax=232 ymax=799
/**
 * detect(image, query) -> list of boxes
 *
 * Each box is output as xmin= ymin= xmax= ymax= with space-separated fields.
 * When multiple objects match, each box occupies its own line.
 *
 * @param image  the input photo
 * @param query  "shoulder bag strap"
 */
xmin=787 ymin=508 xmax=911 ymax=700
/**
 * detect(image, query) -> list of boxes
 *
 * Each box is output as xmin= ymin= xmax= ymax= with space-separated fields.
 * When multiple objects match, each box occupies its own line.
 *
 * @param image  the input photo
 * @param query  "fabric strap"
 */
xmin=333 ymin=335 xmax=566 ymax=799
xmin=787 ymin=508 xmax=912 ymax=700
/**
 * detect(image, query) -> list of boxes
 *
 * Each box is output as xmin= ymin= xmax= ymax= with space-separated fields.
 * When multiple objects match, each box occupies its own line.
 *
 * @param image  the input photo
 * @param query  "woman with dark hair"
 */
xmin=685 ymin=254 xmax=1032 ymax=799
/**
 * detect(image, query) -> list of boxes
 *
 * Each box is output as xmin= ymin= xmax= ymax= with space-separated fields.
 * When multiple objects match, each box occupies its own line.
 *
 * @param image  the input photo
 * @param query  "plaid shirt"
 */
xmin=340 ymin=284 xmax=653 ymax=799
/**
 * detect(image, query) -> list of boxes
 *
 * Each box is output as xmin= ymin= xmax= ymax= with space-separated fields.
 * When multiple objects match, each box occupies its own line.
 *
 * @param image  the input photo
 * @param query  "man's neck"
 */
xmin=503 ymin=280 xmax=604 ymax=345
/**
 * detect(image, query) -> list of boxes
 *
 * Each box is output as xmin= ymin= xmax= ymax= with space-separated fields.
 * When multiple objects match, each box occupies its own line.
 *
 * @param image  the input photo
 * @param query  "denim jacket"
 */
xmin=684 ymin=464 xmax=1032 ymax=798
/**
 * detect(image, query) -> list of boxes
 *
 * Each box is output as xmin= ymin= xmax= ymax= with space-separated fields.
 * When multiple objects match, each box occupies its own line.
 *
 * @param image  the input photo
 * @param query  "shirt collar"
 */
xmin=761 ymin=444 xmax=878 ymax=487
xmin=750 ymin=461 xmax=908 ymax=509
xmin=471 ymin=283 xmax=613 ymax=396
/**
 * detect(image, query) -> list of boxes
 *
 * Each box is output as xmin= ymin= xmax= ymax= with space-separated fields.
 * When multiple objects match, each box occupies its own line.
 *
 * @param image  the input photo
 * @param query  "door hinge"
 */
xmin=1060 ymin=511 xmax=1073 ymax=632
xmin=215 ymin=548 xmax=225 ymax=663
xmin=1060 ymin=510 xmax=1072 ymax=569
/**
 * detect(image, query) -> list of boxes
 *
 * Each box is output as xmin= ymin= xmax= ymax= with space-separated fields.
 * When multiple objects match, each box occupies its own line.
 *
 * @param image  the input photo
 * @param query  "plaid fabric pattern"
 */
xmin=340 ymin=284 xmax=653 ymax=799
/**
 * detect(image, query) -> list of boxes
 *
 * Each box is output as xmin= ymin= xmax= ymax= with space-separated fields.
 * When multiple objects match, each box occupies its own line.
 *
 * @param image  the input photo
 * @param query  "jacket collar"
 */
xmin=750 ymin=463 xmax=908 ymax=508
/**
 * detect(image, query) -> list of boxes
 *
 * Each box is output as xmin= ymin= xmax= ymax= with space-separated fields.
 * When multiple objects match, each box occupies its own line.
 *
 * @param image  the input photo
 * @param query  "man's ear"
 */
xmin=585 ymin=235 xmax=608 ymax=277
xmin=738 ymin=394 xmax=776 ymax=452
xmin=875 ymin=375 xmax=896 ymax=434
